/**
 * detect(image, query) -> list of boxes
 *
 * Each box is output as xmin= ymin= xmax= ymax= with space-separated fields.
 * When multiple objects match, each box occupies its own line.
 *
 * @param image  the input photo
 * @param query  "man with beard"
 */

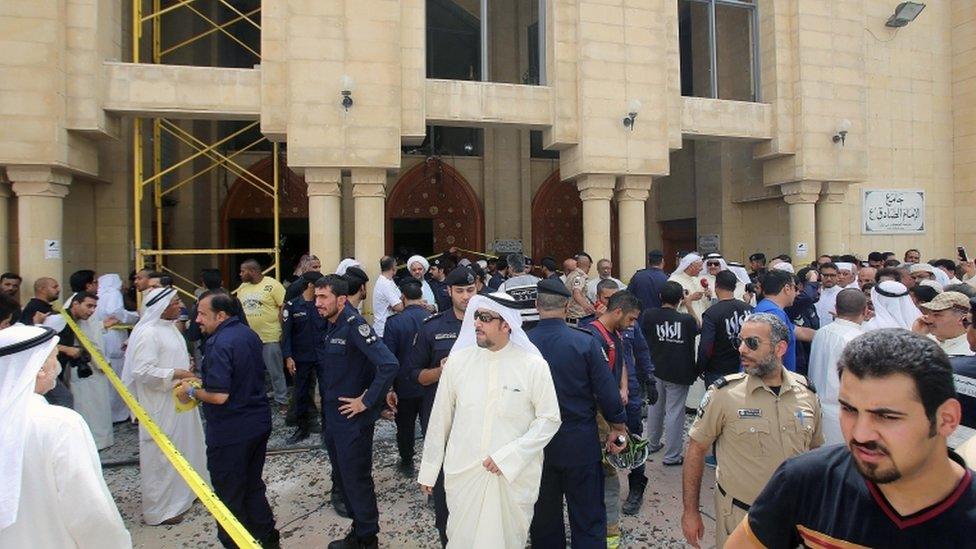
xmin=726 ymin=329 xmax=976 ymax=548
xmin=682 ymin=313 xmax=822 ymax=549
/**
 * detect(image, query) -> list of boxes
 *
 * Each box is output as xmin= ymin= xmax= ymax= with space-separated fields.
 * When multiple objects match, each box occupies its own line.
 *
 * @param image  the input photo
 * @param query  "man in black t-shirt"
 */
xmin=698 ymin=271 xmax=753 ymax=387
xmin=20 ymin=277 xmax=61 ymax=325
xmin=642 ymin=281 xmax=699 ymax=465
xmin=727 ymin=329 xmax=976 ymax=548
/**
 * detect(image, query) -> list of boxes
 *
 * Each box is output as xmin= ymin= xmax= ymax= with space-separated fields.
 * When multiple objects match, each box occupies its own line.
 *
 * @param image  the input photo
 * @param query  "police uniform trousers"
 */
xmin=714 ymin=484 xmax=749 ymax=549
xmin=291 ymin=359 xmax=319 ymax=428
xmin=207 ymin=428 xmax=279 ymax=549
xmin=394 ymin=396 xmax=423 ymax=462
xmin=323 ymin=424 xmax=380 ymax=539
xmin=419 ymin=399 xmax=450 ymax=547
xmin=529 ymin=460 xmax=606 ymax=549
xmin=625 ymin=400 xmax=646 ymax=491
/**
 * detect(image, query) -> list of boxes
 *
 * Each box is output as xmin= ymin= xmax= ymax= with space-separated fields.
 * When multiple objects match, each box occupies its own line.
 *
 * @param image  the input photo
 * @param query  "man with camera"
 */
xmin=57 ymin=291 xmax=117 ymax=449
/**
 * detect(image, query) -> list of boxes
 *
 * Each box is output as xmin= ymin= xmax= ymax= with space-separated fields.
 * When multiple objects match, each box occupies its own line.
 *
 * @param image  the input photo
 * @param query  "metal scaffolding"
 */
xmin=132 ymin=0 xmax=277 ymax=299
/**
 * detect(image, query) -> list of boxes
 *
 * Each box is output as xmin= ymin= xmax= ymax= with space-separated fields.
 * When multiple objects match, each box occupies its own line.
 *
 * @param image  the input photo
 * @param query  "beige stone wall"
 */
xmin=952 ymin=1 xmax=976 ymax=249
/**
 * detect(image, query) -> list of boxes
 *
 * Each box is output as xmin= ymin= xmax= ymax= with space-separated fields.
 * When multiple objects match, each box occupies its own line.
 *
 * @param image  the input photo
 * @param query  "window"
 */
xmin=427 ymin=0 xmax=545 ymax=85
xmin=402 ymin=126 xmax=483 ymax=157
xmin=679 ymin=0 xmax=760 ymax=101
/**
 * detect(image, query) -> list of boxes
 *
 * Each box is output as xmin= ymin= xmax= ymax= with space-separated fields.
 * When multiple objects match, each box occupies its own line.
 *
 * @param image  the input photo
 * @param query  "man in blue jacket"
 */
xmin=176 ymin=292 xmax=279 ymax=549
xmin=314 ymin=275 xmax=399 ymax=549
xmin=281 ymin=271 xmax=323 ymax=444
xmin=382 ymin=278 xmax=430 ymax=476
xmin=528 ymin=279 xmax=628 ymax=548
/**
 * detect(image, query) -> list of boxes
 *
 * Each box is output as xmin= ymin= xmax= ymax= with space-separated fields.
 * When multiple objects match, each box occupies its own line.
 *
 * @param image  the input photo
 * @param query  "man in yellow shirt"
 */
xmin=236 ymin=259 xmax=288 ymax=409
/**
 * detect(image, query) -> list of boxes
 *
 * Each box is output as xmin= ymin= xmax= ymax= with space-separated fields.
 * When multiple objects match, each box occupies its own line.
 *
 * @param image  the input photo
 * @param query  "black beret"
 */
xmin=541 ymin=257 xmax=558 ymax=271
xmin=444 ymin=266 xmax=477 ymax=287
xmin=749 ymin=252 xmax=766 ymax=261
xmin=301 ymin=271 xmax=323 ymax=283
xmin=398 ymin=277 xmax=421 ymax=290
xmin=647 ymin=249 xmax=664 ymax=259
xmin=537 ymin=278 xmax=571 ymax=298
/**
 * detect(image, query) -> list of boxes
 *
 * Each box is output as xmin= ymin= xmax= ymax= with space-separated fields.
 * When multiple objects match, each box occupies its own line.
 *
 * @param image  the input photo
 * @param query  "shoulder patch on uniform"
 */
xmin=346 ymin=315 xmax=358 ymax=324
xmin=358 ymin=324 xmax=371 ymax=337
xmin=709 ymin=372 xmax=746 ymax=390
xmin=423 ymin=312 xmax=444 ymax=323
xmin=793 ymin=374 xmax=816 ymax=393
xmin=282 ymin=308 xmax=290 ymax=320
xmin=696 ymin=389 xmax=713 ymax=421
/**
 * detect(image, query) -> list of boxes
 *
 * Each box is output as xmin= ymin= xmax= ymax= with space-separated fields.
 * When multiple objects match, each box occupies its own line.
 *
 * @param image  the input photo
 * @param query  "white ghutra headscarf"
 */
xmin=674 ymin=253 xmax=703 ymax=275
xmin=863 ymin=281 xmax=921 ymax=331
xmin=0 ymin=325 xmax=60 ymax=529
xmin=451 ymin=293 xmax=542 ymax=358
xmin=121 ymin=286 xmax=177 ymax=390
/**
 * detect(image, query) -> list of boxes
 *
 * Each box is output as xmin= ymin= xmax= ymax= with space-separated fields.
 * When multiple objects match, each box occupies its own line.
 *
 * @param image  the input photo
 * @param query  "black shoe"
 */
xmin=622 ymin=486 xmax=645 ymax=516
xmin=260 ymin=529 xmax=282 ymax=549
xmin=308 ymin=417 xmax=322 ymax=434
xmin=397 ymin=458 xmax=415 ymax=478
xmin=328 ymin=531 xmax=378 ymax=549
xmin=286 ymin=428 xmax=309 ymax=445
xmin=331 ymin=491 xmax=350 ymax=519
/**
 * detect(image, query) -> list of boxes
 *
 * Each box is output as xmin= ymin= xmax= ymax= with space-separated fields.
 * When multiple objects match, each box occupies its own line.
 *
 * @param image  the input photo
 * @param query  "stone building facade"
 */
xmin=0 ymin=0 xmax=973 ymax=305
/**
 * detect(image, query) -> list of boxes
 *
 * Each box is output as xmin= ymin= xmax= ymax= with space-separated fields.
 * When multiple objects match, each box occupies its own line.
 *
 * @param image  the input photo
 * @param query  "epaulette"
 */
xmin=423 ymin=311 xmax=445 ymax=323
xmin=793 ymin=373 xmax=816 ymax=393
xmin=709 ymin=372 xmax=746 ymax=390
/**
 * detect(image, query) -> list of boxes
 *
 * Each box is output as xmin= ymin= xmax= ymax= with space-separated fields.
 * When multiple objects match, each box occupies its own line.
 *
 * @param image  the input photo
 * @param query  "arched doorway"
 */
xmin=222 ymin=154 xmax=309 ymax=278
xmin=386 ymin=158 xmax=484 ymax=257
xmin=532 ymin=170 xmax=619 ymax=274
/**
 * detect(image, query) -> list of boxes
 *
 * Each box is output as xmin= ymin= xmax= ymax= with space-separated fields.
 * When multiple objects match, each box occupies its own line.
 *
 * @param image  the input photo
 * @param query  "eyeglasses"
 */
xmin=733 ymin=336 xmax=763 ymax=351
xmin=473 ymin=311 xmax=502 ymax=323
xmin=821 ymin=272 xmax=838 ymax=278
xmin=706 ymin=262 xmax=721 ymax=267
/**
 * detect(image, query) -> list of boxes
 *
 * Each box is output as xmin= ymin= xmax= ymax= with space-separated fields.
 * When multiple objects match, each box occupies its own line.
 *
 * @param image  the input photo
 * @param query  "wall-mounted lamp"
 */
xmin=340 ymin=74 xmax=355 ymax=111
xmin=885 ymin=2 xmax=925 ymax=27
xmin=832 ymin=119 xmax=852 ymax=146
xmin=623 ymin=99 xmax=642 ymax=131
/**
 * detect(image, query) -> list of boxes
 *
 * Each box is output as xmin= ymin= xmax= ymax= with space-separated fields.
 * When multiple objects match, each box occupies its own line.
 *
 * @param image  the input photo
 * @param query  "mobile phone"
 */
xmin=958 ymin=246 xmax=968 ymax=262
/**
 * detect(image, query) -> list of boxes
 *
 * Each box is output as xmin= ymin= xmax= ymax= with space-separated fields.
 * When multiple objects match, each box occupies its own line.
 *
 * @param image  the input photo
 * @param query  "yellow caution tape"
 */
xmin=61 ymin=313 xmax=260 ymax=549
xmin=173 ymin=379 xmax=203 ymax=413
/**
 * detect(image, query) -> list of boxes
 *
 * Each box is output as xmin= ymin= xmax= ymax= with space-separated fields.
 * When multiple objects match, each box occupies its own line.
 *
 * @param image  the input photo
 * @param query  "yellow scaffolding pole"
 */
xmin=132 ymin=0 xmax=278 ymax=299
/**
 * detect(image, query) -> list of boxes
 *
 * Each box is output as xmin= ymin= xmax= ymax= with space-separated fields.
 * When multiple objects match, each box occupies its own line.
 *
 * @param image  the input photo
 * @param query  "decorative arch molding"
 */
xmin=221 ymin=154 xmax=307 ymax=223
xmin=386 ymin=157 xmax=484 ymax=253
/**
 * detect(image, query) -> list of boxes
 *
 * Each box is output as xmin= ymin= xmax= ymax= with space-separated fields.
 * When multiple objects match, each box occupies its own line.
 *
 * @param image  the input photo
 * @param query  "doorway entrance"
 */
xmin=660 ymin=218 xmax=697 ymax=272
xmin=386 ymin=158 xmax=484 ymax=260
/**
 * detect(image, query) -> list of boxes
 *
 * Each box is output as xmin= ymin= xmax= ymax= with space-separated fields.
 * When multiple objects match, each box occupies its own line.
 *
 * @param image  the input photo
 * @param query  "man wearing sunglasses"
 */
xmin=403 ymin=265 xmax=479 ymax=546
xmin=682 ymin=312 xmax=823 ymax=549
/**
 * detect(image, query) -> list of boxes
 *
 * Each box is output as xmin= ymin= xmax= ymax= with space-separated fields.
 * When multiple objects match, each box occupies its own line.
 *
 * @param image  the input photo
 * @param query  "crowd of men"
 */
xmin=1 ymin=244 xmax=975 ymax=549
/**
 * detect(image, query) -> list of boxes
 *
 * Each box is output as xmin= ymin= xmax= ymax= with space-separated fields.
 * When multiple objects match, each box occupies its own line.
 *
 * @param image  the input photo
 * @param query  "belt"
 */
xmin=716 ymin=483 xmax=751 ymax=512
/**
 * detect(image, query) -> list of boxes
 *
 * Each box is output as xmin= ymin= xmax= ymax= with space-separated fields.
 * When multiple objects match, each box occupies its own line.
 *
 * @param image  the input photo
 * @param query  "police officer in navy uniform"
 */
xmin=403 ymin=266 xmax=478 ymax=547
xmin=428 ymin=257 xmax=454 ymax=312
xmin=528 ymin=279 xmax=629 ymax=548
xmin=314 ymin=275 xmax=399 ymax=549
xmin=281 ymin=271 xmax=323 ymax=444
xmin=381 ymin=278 xmax=430 ymax=477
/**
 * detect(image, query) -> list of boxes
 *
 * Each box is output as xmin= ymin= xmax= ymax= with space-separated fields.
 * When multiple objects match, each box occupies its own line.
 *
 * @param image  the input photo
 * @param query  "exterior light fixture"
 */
xmin=623 ymin=99 xmax=642 ymax=131
xmin=463 ymin=142 xmax=474 ymax=154
xmin=885 ymin=2 xmax=925 ymax=27
xmin=832 ymin=119 xmax=852 ymax=146
xmin=340 ymin=74 xmax=355 ymax=111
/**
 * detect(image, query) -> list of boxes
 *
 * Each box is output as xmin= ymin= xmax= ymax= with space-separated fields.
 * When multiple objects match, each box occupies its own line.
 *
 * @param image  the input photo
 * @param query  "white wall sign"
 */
xmin=493 ymin=239 xmax=523 ymax=254
xmin=698 ymin=234 xmax=720 ymax=254
xmin=862 ymin=189 xmax=925 ymax=234
xmin=44 ymin=239 xmax=61 ymax=259
xmin=796 ymin=242 xmax=809 ymax=258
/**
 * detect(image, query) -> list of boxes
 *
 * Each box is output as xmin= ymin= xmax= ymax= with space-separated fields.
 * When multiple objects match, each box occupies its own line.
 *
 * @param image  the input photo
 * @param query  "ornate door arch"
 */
xmin=386 ymin=158 xmax=484 ymax=254
xmin=532 ymin=170 xmax=619 ymax=271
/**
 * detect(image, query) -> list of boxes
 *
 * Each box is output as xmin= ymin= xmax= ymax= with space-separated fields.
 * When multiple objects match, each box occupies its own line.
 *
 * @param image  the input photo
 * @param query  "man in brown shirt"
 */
xmin=681 ymin=312 xmax=823 ymax=548
xmin=563 ymin=258 xmax=594 ymax=323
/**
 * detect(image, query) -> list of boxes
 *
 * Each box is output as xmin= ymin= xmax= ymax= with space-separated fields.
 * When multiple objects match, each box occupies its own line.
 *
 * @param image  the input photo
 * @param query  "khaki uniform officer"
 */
xmin=681 ymin=312 xmax=823 ymax=549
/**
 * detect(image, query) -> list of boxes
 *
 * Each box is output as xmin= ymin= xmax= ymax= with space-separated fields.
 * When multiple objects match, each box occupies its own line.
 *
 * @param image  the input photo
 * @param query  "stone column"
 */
xmin=0 ymin=173 xmax=10 ymax=274
xmin=306 ymin=168 xmax=343 ymax=272
xmin=8 ymin=167 xmax=71 ymax=300
xmin=780 ymin=181 xmax=822 ymax=265
xmin=615 ymin=175 xmax=652 ymax=282
xmin=577 ymin=174 xmax=616 ymax=268
xmin=816 ymin=182 xmax=847 ymax=256
xmin=351 ymin=168 xmax=387 ymax=317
